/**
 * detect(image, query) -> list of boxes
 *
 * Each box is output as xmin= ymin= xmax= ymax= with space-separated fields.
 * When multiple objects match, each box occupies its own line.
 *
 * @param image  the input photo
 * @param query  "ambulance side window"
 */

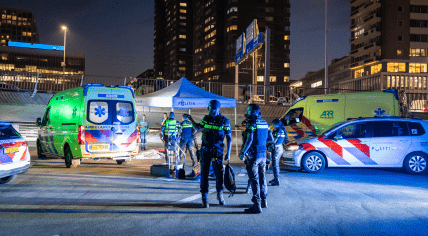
xmin=41 ymin=107 xmax=51 ymax=126
xmin=286 ymin=108 xmax=304 ymax=125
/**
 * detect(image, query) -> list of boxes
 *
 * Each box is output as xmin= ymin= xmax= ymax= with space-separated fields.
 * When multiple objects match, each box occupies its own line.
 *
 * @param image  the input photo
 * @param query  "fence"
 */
xmin=406 ymin=93 xmax=428 ymax=111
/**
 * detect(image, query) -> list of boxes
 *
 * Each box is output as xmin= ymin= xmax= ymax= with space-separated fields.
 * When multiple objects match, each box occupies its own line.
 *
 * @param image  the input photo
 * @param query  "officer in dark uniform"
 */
xmin=160 ymin=112 xmax=180 ymax=163
xmin=269 ymin=119 xmax=288 ymax=186
xmin=179 ymin=114 xmax=197 ymax=167
xmin=190 ymin=100 xmax=232 ymax=208
xmin=239 ymin=104 xmax=273 ymax=214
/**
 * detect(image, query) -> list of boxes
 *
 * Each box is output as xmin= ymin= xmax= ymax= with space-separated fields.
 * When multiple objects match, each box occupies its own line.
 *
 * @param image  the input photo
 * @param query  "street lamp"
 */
xmin=62 ymin=26 xmax=67 ymax=74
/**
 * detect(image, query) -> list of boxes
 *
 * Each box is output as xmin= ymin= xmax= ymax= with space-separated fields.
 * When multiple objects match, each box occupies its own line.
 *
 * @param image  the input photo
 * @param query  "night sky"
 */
xmin=2 ymin=0 xmax=350 ymax=81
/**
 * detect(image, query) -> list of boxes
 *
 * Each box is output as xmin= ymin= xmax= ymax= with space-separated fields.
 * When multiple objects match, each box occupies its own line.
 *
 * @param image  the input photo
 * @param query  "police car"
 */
xmin=0 ymin=122 xmax=31 ymax=184
xmin=283 ymin=117 xmax=428 ymax=175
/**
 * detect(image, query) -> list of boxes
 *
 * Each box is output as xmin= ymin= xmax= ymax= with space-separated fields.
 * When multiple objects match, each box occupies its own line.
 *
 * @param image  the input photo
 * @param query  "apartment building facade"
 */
xmin=342 ymin=0 xmax=428 ymax=93
xmin=0 ymin=7 xmax=39 ymax=46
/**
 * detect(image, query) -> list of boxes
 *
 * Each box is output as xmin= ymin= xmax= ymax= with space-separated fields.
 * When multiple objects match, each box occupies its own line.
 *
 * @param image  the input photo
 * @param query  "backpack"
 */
xmin=224 ymin=163 xmax=236 ymax=197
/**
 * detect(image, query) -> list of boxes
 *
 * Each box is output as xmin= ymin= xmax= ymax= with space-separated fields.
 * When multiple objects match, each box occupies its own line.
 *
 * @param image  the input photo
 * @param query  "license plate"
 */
xmin=5 ymin=147 xmax=19 ymax=154
xmin=90 ymin=144 xmax=109 ymax=150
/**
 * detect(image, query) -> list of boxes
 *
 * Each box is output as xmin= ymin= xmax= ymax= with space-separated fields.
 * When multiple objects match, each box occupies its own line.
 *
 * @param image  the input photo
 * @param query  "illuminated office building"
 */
xmin=0 ymin=7 xmax=39 ymax=46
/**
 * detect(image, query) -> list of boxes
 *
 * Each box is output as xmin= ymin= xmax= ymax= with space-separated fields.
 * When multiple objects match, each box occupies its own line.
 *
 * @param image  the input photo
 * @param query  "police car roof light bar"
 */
xmin=83 ymin=83 xmax=104 ymax=96
xmin=116 ymin=85 xmax=135 ymax=98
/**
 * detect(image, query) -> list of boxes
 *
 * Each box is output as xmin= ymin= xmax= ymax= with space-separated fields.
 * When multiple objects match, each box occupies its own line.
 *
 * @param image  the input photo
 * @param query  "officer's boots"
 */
xmin=246 ymin=182 xmax=252 ymax=194
xmin=199 ymin=192 xmax=209 ymax=208
xmin=244 ymin=202 xmax=262 ymax=214
xmin=261 ymin=199 xmax=268 ymax=209
xmin=217 ymin=192 xmax=225 ymax=205
xmin=269 ymin=178 xmax=280 ymax=186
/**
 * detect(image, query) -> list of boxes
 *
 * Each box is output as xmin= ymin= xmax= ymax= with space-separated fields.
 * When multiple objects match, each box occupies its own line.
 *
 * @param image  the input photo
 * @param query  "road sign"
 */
xmin=235 ymin=33 xmax=245 ymax=64
xmin=8 ymin=41 xmax=64 ymax=51
xmin=245 ymin=20 xmax=259 ymax=55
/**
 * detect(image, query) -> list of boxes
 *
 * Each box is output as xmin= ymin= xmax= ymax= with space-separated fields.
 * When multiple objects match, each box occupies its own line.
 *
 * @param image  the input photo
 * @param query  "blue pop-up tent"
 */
xmin=136 ymin=77 xmax=238 ymax=155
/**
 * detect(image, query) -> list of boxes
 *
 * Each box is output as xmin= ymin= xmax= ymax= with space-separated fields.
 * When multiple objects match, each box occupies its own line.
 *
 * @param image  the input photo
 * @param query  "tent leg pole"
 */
xmin=188 ymin=109 xmax=191 ymax=115
xmin=235 ymin=107 xmax=238 ymax=158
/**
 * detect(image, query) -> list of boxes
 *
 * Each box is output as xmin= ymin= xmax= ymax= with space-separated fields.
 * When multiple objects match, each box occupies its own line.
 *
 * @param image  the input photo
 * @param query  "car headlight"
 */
xmin=286 ymin=145 xmax=301 ymax=151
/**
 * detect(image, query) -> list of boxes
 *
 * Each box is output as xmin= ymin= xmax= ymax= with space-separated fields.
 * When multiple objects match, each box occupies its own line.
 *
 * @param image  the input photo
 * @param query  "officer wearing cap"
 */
xmin=179 ymin=114 xmax=197 ymax=167
xmin=161 ymin=112 xmax=180 ymax=163
xmin=190 ymin=100 xmax=232 ymax=208
xmin=239 ymin=104 xmax=273 ymax=214
xmin=269 ymin=119 xmax=288 ymax=186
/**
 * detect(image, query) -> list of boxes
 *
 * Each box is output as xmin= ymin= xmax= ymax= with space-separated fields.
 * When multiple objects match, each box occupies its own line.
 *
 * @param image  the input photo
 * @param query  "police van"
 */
xmin=36 ymin=83 xmax=139 ymax=168
xmin=283 ymin=117 xmax=428 ymax=175
xmin=281 ymin=89 xmax=401 ymax=142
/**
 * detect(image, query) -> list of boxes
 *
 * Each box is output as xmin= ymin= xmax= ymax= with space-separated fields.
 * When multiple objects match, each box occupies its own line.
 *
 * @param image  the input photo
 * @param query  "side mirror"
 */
xmin=334 ymin=134 xmax=343 ymax=140
xmin=36 ymin=118 xmax=41 ymax=126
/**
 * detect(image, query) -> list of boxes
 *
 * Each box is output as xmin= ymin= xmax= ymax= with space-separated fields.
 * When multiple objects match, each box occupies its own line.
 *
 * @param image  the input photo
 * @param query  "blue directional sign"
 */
xmin=245 ymin=19 xmax=259 ymax=55
xmin=8 ymin=41 xmax=64 ymax=51
xmin=235 ymin=33 xmax=245 ymax=64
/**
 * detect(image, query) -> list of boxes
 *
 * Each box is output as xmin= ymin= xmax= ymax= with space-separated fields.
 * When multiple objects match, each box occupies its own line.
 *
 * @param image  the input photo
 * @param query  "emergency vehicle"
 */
xmin=283 ymin=117 xmax=428 ymax=175
xmin=36 ymin=83 xmax=139 ymax=168
xmin=281 ymin=89 xmax=401 ymax=142
xmin=0 ymin=122 xmax=31 ymax=184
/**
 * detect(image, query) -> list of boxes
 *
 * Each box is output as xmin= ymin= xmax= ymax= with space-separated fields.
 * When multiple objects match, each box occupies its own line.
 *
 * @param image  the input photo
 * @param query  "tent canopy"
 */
xmin=136 ymin=77 xmax=236 ymax=109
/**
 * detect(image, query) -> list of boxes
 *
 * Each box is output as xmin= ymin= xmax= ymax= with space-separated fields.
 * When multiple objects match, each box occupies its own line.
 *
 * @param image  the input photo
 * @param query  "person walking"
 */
xmin=179 ymin=114 xmax=197 ymax=167
xmin=269 ymin=119 xmax=287 ymax=186
xmin=190 ymin=100 xmax=232 ymax=208
xmin=239 ymin=104 xmax=273 ymax=214
xmin=160 ymin=112 xmax=180 ymax=163
xmin=138 ymin=115 xmax=149 ymax=151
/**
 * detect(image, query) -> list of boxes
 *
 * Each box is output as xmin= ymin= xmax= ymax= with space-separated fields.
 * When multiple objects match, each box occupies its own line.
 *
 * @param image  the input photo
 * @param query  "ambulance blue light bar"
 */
xmin=83 ymin=83 xmax=104 ymax=96
xmin=8 ymin=41 xmax=64 ymax=51
xmin=116 ymin=85 xmax=135 ymax=98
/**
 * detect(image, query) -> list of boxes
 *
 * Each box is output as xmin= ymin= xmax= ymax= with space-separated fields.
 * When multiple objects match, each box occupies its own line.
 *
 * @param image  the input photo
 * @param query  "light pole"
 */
xmin=62 ymin=26 xmax=67 ymax=74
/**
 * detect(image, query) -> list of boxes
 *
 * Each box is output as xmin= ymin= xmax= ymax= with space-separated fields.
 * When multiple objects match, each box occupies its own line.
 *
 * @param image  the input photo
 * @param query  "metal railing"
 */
xmin=407 ymin=93 xmax=428 ymax=111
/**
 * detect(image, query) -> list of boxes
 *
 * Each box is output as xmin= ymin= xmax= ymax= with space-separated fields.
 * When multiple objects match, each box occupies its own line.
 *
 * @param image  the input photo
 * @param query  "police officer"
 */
xmin=179 ymin=114 xmax=197 ymax=167
xmin=239 ymin=104 xmax=273 ymax=214
xmin=269 ymin=119 xmax=287 ymax=186
xmin=161 ymin=112 xmax=180 ymax=163
xmin=138 ymin=115 xmax=149 ymax=151
xmin=190 ymin=100 xmax=232 ymax=208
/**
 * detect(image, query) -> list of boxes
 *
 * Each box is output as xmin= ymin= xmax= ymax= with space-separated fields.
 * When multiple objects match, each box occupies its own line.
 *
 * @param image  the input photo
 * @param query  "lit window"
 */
xmin=354 ymin=68 xmax=364 ymax=78
xmin=284 ymin=63 xmax=289 ymax=68
xmin=179 ymin=60 xmax=185 ymax=64
xmin=257 ymin=76 xmax=264 ymax=82
xmin=284 ymin=35 xmax=289 ymax=40
xmin=387 ymin=63 xmax=406 ymax=72
xmin=409 ymin=63 xmax=428 ymax=73
xmin=27 ymin=32 xmax=31 ymax=37
xmin=180 ymin=3 xmax=187 ymax=7
xmin=397 ymin=49 xmax=402 ymax=56
xmin=270 ymin=76 xmax=277 ymax=82
xmin=179 ymin=48 xmax=186 ymax=51
xmin=292 ymin=81 xmax=302 ymax=87
xmin=22 ymin=32 xmax=26 ymax=36
xmin=370 ymin=64 xmax=382 ymax=75
xmin=311 ymin=81 xmax=322 ymax=88
xmin=284 ymin=76 xmax=289 ymax=82
xmin=265 ymin=17 xmax=274 ymax=22
xmin=179 ymin=67 xmax=186 ymax=71
xmin=179 ymin=35 xmax=186 ymax=39
xmin=180 ymin=16 xmax=186 ymax=20
xmin=172 ymin=36 xmax=177 ymax=40
xmin=180 ymin=9 xmax=186 ymax=13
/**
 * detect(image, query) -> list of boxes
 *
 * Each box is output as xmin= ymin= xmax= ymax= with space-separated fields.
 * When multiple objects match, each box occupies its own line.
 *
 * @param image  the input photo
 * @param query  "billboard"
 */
xmin=234 ymin=33 xmax=245 ymax=64
xmin=7 ymin=41 xmax=64 ymax=51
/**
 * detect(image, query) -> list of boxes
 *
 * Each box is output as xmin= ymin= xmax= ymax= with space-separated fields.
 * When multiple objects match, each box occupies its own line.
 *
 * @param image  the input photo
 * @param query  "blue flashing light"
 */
xmin=291 ymin=96 xmax=307 ymax=107
xmin=8 ymin=41 xmax=64 ymax=51
xmin=83 ymin=83 xmax=104 ymax=96
xmin=382 ymin=89 xmax=399 ymax=101
xmin=116 ymin=85 xmax=135 ymax=98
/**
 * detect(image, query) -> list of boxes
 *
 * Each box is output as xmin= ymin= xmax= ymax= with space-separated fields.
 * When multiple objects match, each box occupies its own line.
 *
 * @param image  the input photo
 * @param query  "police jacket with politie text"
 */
xmin=245 ymin=116 xmax=270 ymax=154
xmin=200 ymin=113 xmax=231 ymax=153
xmin=273 ymin=127 xmax=287 ymax=145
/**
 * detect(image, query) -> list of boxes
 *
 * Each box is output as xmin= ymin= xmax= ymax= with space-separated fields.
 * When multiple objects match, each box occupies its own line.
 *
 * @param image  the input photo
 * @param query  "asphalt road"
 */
xmin=1 ymin=153 xmax=428 ymax=236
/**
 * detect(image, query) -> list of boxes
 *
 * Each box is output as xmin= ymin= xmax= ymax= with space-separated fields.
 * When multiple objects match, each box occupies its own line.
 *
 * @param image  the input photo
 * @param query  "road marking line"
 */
xmin=175 ymin=188 xmax=216 ymax=204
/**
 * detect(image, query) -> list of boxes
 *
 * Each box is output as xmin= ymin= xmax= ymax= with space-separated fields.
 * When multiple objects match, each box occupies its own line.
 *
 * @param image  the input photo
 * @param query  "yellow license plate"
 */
xmin=5 ymin=147 xmax=19 ymax=154
xmin=91 ymin=144 xmax=109 ymax=150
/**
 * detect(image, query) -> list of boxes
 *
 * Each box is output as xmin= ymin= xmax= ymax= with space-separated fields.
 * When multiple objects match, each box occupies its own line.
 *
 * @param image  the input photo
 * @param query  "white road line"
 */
xmin=175 ymin=188 xmax=216 ymax=204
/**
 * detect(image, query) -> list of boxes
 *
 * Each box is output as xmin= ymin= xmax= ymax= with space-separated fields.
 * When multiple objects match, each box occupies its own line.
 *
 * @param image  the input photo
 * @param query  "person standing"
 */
xmin=239 ymin=104 xmax=273 ymax=214
xmin=138 ymin=115 xmax=149 ymax=150
xmin=161 ymin=112 xmax=168 ymax=126
xmin=269 ymin=119 xmax=287 ymax=186
xmin=179 ymin=114 xmax=197 ymax=167
xmin=160 ymin=112 xmax=180 ymax=163
xmin=190 ymin=100 xmax=232 ymax=208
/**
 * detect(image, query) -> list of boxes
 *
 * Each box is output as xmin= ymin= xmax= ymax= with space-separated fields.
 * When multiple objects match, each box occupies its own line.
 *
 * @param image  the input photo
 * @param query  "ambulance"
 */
xmin=36 ymin=83 xmax=139 ymax=168
xmin=281 ymin=89 xmax=401 ymax=143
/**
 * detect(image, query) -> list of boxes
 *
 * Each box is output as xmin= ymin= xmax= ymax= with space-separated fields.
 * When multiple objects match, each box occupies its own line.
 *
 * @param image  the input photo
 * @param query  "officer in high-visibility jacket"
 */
xmin=269 ymin=119 xmax=288 ymax=186
xmin=190 ymin=100 xmax=232 ymax=208
xmin=161 ymin=112 xmax=180 ymax=163
xmin=179 ymin=114 xmax=197 ymax=166
xmin=239 ymin=104 xmax=273 ymax=214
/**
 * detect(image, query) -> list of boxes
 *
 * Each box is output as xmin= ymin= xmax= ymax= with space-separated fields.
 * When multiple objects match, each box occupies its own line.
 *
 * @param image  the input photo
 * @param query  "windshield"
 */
xmin=317 ymin=122 xmax=346 ymax=137
xmin=0 ymin=125 xmax=22 ymax=140
xmin=87 ymin=100 xmax=134 ymax=125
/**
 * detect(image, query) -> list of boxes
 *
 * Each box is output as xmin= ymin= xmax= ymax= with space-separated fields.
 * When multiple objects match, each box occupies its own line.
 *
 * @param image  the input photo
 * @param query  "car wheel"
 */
xmin=302 ymin=152 xmax=325 ymax=173
xmin=37 ymin=139 xmax=46 ymax=159
xmin=116 ymin=160 xmax=126 ymax=165
xmin=0 ymin=175 xmax=17 ymax=184
xmin=64 ymin=145 xmax=79 ymax=168
xmin=403 ymin=152 xmax=427 ymax=175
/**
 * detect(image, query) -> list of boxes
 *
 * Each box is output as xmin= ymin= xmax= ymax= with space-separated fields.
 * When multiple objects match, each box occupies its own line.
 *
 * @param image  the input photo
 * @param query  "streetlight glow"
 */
xmin=62 ymin=26 xmax=67 ymax=30
xmin=62 ymin=26 xmax=67 ymax=75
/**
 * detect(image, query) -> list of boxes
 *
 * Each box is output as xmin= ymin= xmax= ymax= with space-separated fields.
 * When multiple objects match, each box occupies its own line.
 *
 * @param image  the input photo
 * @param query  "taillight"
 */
xmin=22 ymin=142 xmax=27 ymax=146
xmin=78 ymin=125 xmax=85 ymax=145
xmin=423 ymin=106 xmax=427 ymax=112
xmin=137 ymin=129 xmax=140 ymax=143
